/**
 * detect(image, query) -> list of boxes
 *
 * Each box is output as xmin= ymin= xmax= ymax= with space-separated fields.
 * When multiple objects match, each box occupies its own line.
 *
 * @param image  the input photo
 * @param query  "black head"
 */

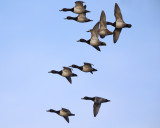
xmin=59 ymin=8 xmax=74 ymax=12
xmin=46 ymin=109 xmax=52 ymax=112
xmin=77 ymin=39 xmax=87 ymax=42
xmin=126 ymin=24 xmax=132 ymax=28
xmin=77 ymin=39 xmax=90 ymax=44
xmin=59 ymin=8 xmax=68 ymax=11
xmin=48 ymin=70 xmax=56 ymax=73
xmin=64 ymin=16 xmax=77 ymax=21
xmin=81 ymin=96 xmax=88 ymax=100
xmin=86 ymin=29 xmax=92 ymax=32
xmin=64 ymin=16 xmax=72 ymax=19
xmin=69 ymin=64 xmax=77 ymax=68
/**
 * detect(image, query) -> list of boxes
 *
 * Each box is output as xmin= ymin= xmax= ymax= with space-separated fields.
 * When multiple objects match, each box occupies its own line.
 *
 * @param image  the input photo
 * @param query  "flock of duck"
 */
xmin=47 ymin=1 xmax=132 ymax=123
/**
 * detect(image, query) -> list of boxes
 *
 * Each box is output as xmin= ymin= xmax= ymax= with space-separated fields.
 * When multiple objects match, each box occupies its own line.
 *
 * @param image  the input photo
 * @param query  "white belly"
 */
xmin=60 ymin=111 xmax=68 ymax=116
xmin=90 ymin=39 xmax=99 ymax=46
xmin=74 ymin=7 xmax=84 ymax=14
xmin=62 ymin=71 xmax=72 ymax=77
xmin=83 ymin=66 xmax=92 ymax=72
xmin=78 ymin=17 xmax=86 ymax=22
xmin=116 ymin=21 xmax=124 ymax=28
xmin=99 ymin=30 xmax=106 ymax=36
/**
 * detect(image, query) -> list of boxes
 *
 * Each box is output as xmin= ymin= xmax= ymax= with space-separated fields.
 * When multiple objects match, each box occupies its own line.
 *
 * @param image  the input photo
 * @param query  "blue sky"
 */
xmin=0 ymin=0 xmax=160 ymax=128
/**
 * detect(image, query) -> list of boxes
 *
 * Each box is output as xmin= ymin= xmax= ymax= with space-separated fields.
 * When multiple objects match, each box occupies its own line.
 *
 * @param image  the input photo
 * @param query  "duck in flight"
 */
xmin=59 ymin=1 xmax=90 ymax=14
xmin=107 ymin=3 xmax=132 ymax=43
xmin=47 ymin=108 xmax=75 ymax=123
xmin=69 ymin=62 xmax=97 ymax=74
xmin=81 ymin=96 xmax=110 ymax=117
xmin=64 ymin=13 xmax=92 ymax=23
xmin=99 ymin=10 xmax=113 ymax=38
xmin=77 ymin=22 xmax=106 ymax=51
xmin=48 ymin=67 xmax=77 ymax=84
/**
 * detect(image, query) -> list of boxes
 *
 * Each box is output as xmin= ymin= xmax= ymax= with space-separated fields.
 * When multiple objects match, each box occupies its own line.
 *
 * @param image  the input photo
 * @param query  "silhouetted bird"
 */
xmin=107 ymin=3 xmax=132 ymax=43
xmin=48 ymin=67 xmax=77 ymax=84
xmin=64 ymin=13 xmax=92 ymax=23
xmin=77 ymin=22 xmax=106 ymax=51
xmin=47 ymin=108 xmax=75 ymax=123
xmin=81 ymin=96 xmax=110 ymax=117
xmin=59 ymin=1 xmax=90 ymax=14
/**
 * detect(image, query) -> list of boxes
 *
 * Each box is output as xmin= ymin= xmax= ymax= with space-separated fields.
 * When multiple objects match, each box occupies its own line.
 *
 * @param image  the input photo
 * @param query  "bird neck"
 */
xmin=107 ymin=21 xmax=116 ymax=27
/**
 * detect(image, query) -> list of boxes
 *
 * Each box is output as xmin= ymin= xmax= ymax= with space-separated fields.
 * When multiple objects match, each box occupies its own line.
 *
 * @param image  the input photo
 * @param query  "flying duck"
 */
xmin=77 ymin=22 xmax=106 ymax=51
xmin=99 ymin=10 xmax=113 ymax=38
xmin=64 ymin=13 xmax=92 ymax=23
xmin=47 ymin=108 xmax=75 ymax=123
xmin=69 ymin=62 xmax=97 ymax=74
xmin=59 ymin=1 xmax=90 ymax=14
xmin=107 ymin=3 xmax=132 ymax=43
xmin=81 ymin=96 xmax=110 ymax=117
xmin=48 ymin=67 xmax=77 ymax=84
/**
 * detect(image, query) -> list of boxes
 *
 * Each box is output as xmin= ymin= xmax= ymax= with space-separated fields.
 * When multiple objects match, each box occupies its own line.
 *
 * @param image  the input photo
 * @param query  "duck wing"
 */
xmin=63 ymin=116 xmax=69 ymax=123
xmin=65 ymin=77 xmax=72 ymax=84
xmin=114 ymin=3 xmax=124 ymax=22
xmin=84 ymin=62 xmax=93 ymax=67
xmin=113 ymin=28 xmax=122 ymax=43
xmin=100 ymin=10 xmax=107 ymax=29
xmin=63 ymin=67 xmax=72 ymax=72
xmin=93 ymin=46 xmax=101 ymax=51
xmin=93 ymin=103 xmax=101 ymax=117
xmin=62 ymin=108 xmax=70 ymax=113
xmin=91 ymin=22 xmax=99 ymax=40
xmin=75 ymin=1 xmax=84 ymax=8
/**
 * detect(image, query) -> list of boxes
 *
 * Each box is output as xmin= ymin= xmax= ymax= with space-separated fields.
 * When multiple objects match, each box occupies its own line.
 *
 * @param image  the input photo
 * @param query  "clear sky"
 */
xmin=0 ymin=0 xmax=160 ymax=128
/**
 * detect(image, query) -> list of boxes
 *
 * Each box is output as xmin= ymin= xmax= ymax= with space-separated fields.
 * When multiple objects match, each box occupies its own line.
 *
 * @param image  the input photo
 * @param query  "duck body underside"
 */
xmin=99 ymin=30 xmax=106 ymax=35
xmin=60 ymin=111 xmax=69 ymax=117
xmin=83 ymin=66 xmax=92 ymax=72
xmin=116 ymin=21 xmax=125 ymax=28
xmin=78 ymin=17 xmax=86 ymax=22
xmin=62 ymin=71 xmax=72 ymax=77
xmin=90 ymin=39 xmax=99 ymax=46
xmin=74 ymin=7 xmax=84 ymax=14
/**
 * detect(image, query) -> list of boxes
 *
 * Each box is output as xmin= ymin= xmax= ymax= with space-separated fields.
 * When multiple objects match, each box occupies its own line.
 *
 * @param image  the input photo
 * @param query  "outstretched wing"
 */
xmin=114 ymin=3 xmax=123 ymax=22
xmin=113 ymin=28 xmax=122 ymax=43
xmin=100 ymin=10 xmax=107 ymax=29
xmin=84 ymin=62 xmax=93 ymax=67
xmin=63 ymin=116 xmax=69 ymax=123
xmin=65 ymin=77 xmax=72 ymax=84
xmin=93 ymin=103 xmax=101 ymax=117
xmin=91 ymin=22 xmax=99 ymax=39
xmin=93 ymin=46 xmax=101 ymax=51
xmin=62 ymin=108 xmax=70 ymax=113
xmin=63 ymin=67 xmax=72 ymax=72
xmin=75 ymin=1 xmax=84 ymax=8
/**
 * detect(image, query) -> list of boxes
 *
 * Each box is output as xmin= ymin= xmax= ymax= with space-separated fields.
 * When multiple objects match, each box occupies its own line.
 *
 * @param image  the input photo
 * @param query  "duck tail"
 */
xmin=100 ymin=42 xmax=106 ymax=46
xmin=70 ymin=113 xmax=75 ymax=116
xmin=126 ymin=24 xmax=132 ymax=28
xmin=92 ymin=68 xmax=98 ymax=72
xmin=85 ymin=10 xmax=90 ymax=13
xmin=72 ymin=73 xmax=78 ymax=77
